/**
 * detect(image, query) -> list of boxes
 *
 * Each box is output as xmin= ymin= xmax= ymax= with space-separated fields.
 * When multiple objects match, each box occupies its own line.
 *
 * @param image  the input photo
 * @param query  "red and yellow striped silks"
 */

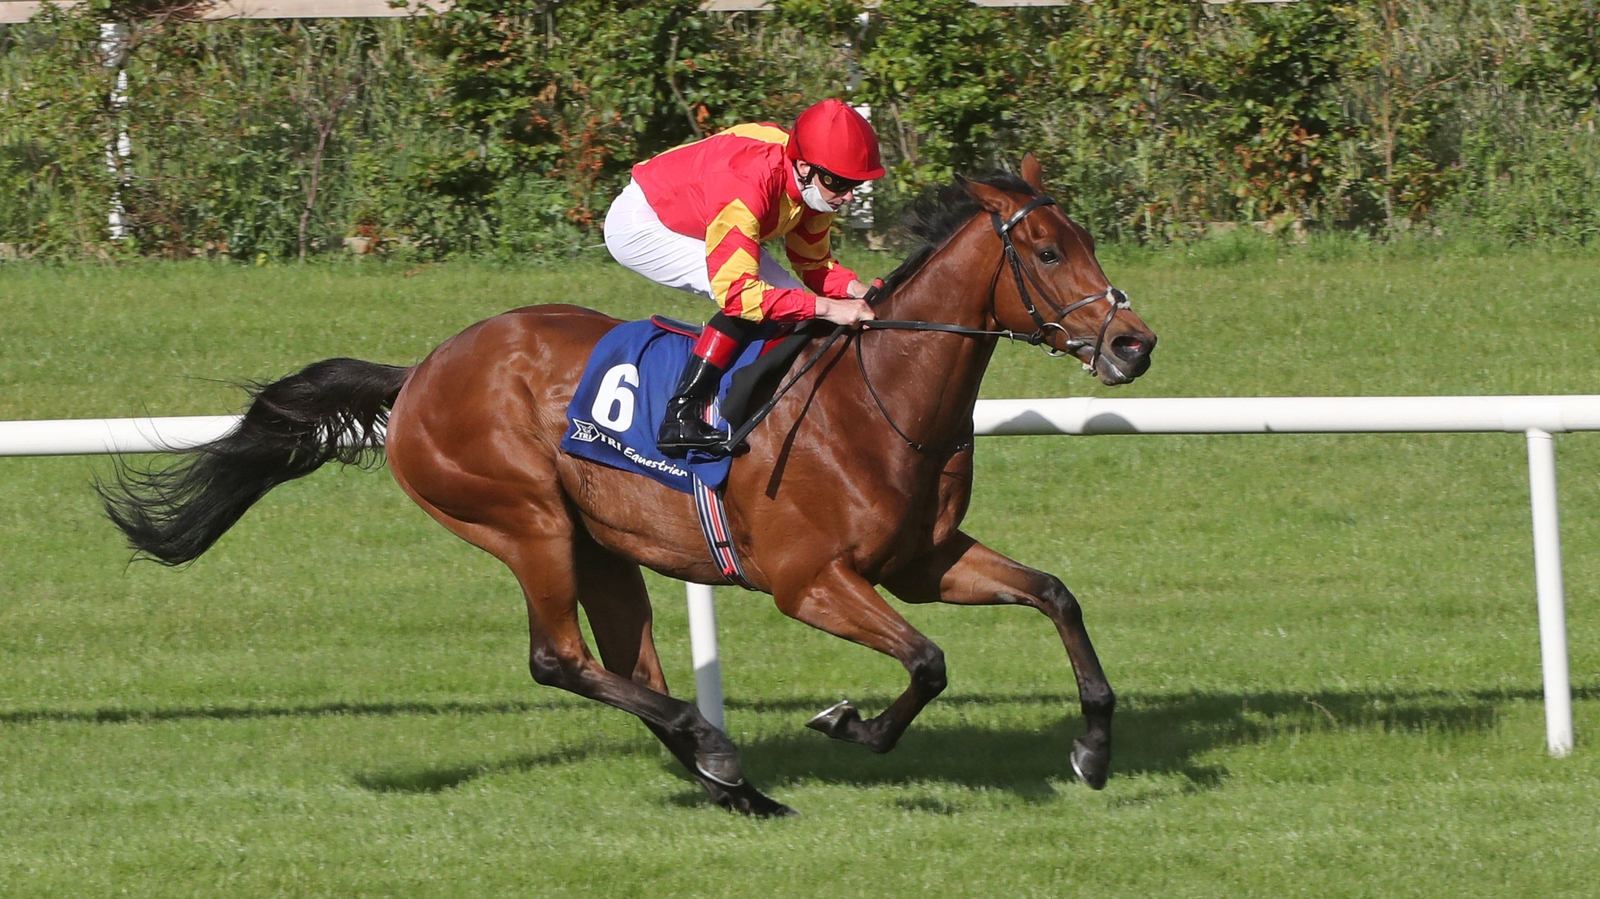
xmin=632 ymin=123 xmax=860 ymax=322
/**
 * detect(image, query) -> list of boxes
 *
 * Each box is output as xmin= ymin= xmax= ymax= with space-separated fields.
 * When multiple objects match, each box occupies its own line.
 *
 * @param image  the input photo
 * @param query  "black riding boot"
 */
xmin=657 ymin=355 xmax=728 ymax=458
xmin=658 ymin=313 xmax=757 ymax=458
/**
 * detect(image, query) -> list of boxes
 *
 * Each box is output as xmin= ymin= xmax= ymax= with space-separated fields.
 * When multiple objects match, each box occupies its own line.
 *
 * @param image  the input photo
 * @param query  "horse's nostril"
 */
xmin=1112 ymin=335 xmax=1146 ymax=360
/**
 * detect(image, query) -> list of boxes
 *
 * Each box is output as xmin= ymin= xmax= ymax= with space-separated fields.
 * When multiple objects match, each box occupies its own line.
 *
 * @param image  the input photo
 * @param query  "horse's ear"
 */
xmin=963 ymin=177 xmax=1011 ymax=215
xmin=1019 ymin=153 xmax=1044 ymax=191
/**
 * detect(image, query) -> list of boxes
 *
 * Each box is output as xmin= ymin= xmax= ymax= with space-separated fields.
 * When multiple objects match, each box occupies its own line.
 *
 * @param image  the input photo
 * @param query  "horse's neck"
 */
xmin=853 ymin=221 xmax=999 ymax=446
xmin=877 ymin=222 xmax=995 ymax=333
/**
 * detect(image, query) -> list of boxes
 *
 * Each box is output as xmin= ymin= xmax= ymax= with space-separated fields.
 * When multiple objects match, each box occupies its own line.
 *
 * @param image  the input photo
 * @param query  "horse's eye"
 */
xmin=1038 ymin=248 xmax=1060 ymax=264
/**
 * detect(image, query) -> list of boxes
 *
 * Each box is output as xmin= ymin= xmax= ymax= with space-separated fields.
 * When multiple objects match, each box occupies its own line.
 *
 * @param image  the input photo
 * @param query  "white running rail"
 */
xmin=4 ymin=394 xmax=1595 ymax=756
xmin=0 ymin=415 xmax=241 ymax=456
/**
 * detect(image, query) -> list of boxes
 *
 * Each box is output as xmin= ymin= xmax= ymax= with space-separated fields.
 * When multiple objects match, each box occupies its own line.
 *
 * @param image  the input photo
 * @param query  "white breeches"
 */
xmin=602 ymin=179 xmax=803 ymax=304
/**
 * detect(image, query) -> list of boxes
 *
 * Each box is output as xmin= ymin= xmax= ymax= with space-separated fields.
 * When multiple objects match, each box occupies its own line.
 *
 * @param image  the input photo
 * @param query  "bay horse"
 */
xmin=101 ymin=155 xmax=1156 ymax=816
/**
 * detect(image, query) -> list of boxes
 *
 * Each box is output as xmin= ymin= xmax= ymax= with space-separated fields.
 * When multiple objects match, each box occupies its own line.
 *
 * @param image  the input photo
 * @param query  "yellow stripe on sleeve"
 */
xmin=786 ymin=214 xmax=836 ymax=270
xmin=711 ymin=248 xmax=761 ymax=313
xmin=786 ymin=235 xmax=833 ymax=268
xmin=706 ymin=199 xmax=762 ymax=262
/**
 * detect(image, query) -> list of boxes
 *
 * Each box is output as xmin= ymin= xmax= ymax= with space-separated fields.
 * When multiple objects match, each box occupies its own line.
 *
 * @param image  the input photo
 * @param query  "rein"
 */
xmin=717 ymin=191 xmax=1137 ymax=459
xmin=853 ymin=334 xmax=974 ymax=457
xmin=716 ymin=324 xmax=850 ymax=455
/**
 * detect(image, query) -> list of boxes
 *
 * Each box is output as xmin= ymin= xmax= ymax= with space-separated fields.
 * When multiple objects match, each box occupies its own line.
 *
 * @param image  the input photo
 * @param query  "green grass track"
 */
xmin=2 ymin=248 xmax=1599 ymax=897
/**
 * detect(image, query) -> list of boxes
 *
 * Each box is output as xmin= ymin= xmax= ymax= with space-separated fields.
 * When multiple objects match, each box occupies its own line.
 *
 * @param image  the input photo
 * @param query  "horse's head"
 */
xmin=960 ymin=155 xmax=1156 ymax=385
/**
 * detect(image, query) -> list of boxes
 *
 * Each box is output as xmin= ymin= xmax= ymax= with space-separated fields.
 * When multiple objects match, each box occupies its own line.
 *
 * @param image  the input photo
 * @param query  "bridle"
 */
xmin=717 ymin=191 xmax=1139 ymax=458
xmin=853 ymin=193 xmax=1136 ymax=455
xmin=859 ymin=193 xmax=1132 ymax=369
xmin=986 ymin=195 xmax=1132 ymax=371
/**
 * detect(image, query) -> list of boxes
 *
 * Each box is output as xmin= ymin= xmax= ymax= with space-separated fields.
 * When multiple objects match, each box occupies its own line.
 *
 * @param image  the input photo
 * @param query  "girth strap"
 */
xmin=692 ymin=402 xmax=754 ymax=588
xmin=693 ymin=474 xmax=754 ymax=589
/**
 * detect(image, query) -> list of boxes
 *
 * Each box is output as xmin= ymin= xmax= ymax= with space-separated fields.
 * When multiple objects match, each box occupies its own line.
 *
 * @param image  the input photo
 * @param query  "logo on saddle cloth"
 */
xmin=560 ymin=319 xmax=764 ymax=494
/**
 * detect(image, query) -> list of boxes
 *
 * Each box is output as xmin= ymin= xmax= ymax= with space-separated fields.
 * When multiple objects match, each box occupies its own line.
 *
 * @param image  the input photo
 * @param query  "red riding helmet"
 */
xmin=785 ymin=98 xmax=886 ymax=182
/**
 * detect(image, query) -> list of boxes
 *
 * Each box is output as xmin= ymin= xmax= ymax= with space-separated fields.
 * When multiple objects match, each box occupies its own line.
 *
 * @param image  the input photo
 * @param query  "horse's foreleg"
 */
xmin=881 ymin=531 xmax=1115 ymax=789
xmin=773 ymin=561 xmax=946 ymax=754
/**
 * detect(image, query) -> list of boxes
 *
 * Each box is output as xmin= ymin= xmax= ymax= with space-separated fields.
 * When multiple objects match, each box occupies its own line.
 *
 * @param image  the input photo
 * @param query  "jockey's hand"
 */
xmin=816 ymin=295 xmax=877 ymax=327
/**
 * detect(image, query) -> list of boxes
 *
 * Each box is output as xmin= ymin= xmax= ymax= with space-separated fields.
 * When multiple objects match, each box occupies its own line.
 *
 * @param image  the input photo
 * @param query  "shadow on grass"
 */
xmin=0 ymin=697 xmax=574 ymax=726
xmin=667 ymin=684 xmax=1583 ymax=809
xmin=10 ymin=684 xmax=1586 ymax=804
xmin=353 ymin=738 xmax=641 ymax=793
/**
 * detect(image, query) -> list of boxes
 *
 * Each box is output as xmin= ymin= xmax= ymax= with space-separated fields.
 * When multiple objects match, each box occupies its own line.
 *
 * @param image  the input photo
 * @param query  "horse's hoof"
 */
xmin=806 ymin=699 xmax=860 ymax=738
xmin=1070 ymin=738 xmax=1110 ymax=790
xmin=721 ymin=794 xmax=799 ymax=818
xmin=756 ymin=799 xmax=800 ymax=819
xmin=712 ymin=783 xmax=799 ymax=818
xmin=695 ymin=751 xmax=746 ymax=788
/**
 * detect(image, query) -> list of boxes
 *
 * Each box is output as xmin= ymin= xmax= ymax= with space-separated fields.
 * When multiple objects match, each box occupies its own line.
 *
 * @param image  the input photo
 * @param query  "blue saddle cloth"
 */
xmin=560 ymin=319 xmax=766 ymax=493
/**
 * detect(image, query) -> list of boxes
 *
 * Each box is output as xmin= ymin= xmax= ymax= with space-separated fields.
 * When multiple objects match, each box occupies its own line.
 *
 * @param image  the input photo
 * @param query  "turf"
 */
xmin=2 ymin=248 xmax=1599 ymax=897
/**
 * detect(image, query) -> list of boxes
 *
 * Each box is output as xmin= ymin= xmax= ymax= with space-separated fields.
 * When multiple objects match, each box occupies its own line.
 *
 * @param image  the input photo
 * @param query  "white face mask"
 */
xmin=799 ymin=176 xmax=836 ymax=213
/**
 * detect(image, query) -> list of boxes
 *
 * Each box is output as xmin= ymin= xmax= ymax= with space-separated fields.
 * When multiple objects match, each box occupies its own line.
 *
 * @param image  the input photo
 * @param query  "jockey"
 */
xmin=603 ymin=98 xmax=883 ymax=458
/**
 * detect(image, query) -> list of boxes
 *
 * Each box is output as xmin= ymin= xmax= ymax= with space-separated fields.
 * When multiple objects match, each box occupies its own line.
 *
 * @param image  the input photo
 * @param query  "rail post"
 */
xmin=685 ymin=582 xmax=725 ymax=732
xmin=1526 ymin=428 xmax=1574 ymax=757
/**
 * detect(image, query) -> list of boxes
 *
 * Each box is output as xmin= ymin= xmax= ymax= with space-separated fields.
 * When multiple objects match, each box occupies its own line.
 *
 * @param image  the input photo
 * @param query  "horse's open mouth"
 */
xmin=1081 ymin=334 xmax=1152 ymax=385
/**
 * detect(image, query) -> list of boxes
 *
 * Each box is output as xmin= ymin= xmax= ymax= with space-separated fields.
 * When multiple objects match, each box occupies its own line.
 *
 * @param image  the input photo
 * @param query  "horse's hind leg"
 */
xmin=512 ymin=531 xmax=794 ymax=817
xmin=881 ymin=531 xmax=1115 ymax=790
xmin=573 ymin=533 xmax=668 ymax=691
xmin=569 ymin=535 xmax=753 ymax=804
xmin=397 ymin=484 xmax=789 ymax=815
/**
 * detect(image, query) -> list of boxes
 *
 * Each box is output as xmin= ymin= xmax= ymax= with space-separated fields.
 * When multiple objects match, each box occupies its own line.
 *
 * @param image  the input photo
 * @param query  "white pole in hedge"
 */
xmin=99 ymin=23 xmax=131 ymax=241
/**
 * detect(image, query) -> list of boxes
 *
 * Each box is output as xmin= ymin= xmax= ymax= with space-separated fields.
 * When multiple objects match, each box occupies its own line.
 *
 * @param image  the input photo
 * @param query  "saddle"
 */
xmin=559 ymin=316 xmax=818 ymax=587
xmin=559 ymin=316 xmax=818 ymax=491
xmin=645 ymin=316 xmax=815 ymax=429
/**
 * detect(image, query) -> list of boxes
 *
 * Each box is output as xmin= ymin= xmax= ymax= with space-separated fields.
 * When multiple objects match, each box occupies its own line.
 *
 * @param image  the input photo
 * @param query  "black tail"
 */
xmin=98 ymin=358 xmax=412 ymax=566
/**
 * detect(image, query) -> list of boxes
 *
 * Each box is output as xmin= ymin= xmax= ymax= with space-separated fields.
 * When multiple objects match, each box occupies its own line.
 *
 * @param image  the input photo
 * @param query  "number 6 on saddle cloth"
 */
xmin=560 ymin=316 xmax=806 ymax=586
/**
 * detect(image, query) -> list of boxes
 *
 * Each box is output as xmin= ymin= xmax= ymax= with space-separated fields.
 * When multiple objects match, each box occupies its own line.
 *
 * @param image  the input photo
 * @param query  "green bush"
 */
xmin=1 ymin=0 xmax=1595 ymax=260
xmin=0 ymin=8 xmax=122 ymax=258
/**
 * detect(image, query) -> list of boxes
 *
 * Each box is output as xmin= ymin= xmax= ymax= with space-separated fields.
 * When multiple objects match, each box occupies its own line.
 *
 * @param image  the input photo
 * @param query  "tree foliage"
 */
xmin=1 ymin=0 xmax=1596 ymax=259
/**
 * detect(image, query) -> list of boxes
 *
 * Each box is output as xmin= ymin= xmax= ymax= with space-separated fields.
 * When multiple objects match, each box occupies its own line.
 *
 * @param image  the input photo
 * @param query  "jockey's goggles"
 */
xmin=810 ymin=166 xmax=865 ymax=194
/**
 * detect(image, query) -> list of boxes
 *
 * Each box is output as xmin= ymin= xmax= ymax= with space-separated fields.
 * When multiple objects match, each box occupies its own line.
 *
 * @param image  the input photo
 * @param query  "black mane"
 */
xmin=876 ymin=171 xmax=1037 ymax=300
